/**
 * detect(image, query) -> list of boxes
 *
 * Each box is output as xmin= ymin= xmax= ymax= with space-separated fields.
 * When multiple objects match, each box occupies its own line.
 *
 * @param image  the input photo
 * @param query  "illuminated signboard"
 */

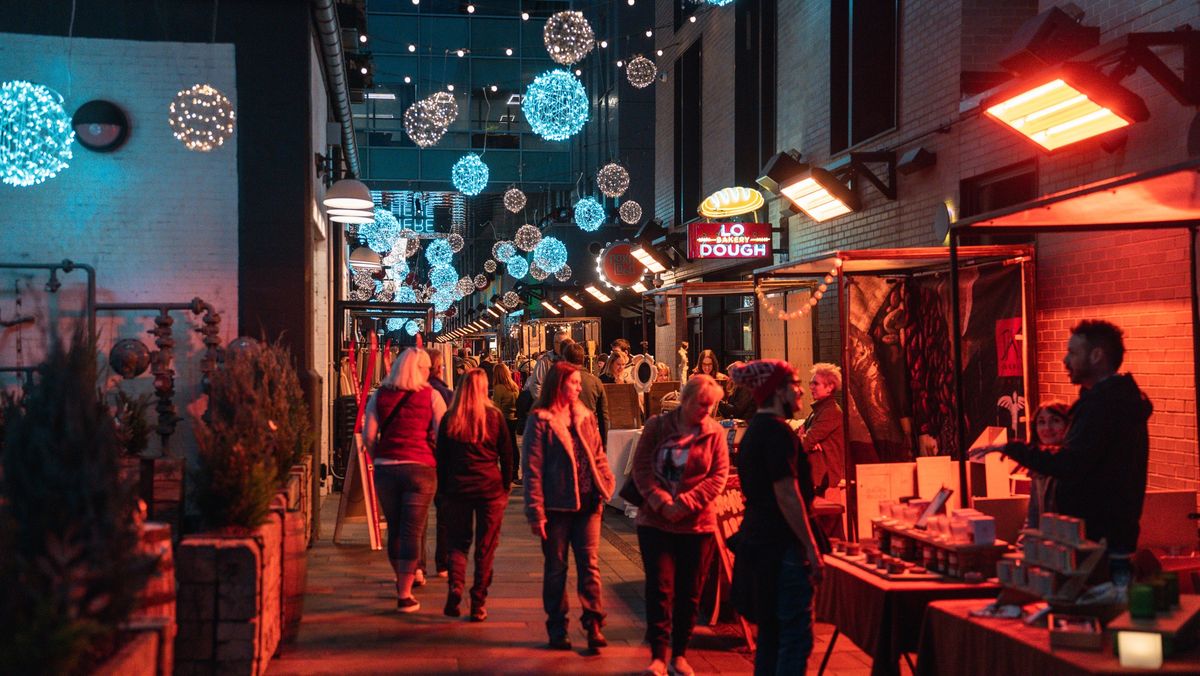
xmin=687 ymin=222 xmax=772 ymax=259
xmin=370 ymin=190 xmax=466 ymax=236
xmin=596 ymin=241 xmax=645 ymax=289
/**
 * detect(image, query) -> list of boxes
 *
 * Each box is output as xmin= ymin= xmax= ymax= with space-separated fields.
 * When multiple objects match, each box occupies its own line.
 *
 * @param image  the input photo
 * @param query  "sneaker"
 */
xmin=444 ymin=592 xmax=462 ymax=617
xmin=669 ymin=656 xmax=695 ymax=676
xmin=547 ymin=637 xmax=572 ymax=651
xmin=586 ymin=624 xmax=607 ymax=649
xmin=642 ymin=660 xmax=669 ymax=676
xmin=436 ymin=570 xmax=449 ymax=579
xmin=396 ymin=597 xmax=421 ymax=613
xmin=470 ymin=606 xmax=488 ymax=622
xmin=413 ymin=569 xmax=426 ymax=588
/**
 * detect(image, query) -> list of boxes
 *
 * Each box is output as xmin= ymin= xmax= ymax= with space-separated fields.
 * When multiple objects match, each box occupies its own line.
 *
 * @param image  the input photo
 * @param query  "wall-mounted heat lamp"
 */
xmin=758 ymin=151 xmax=895 ymax=223
xmin=542 ymin=301 xmax=561 ymax=315
xmin=560 ymin=294 xmax=583 ymax=310
xmin=631 ymin=238 xmax=672 ymax=273
xmin=584 ymin=285 xmax=612 ymax=302
xmin=984 ymin=64 xmax=1149 ymax=151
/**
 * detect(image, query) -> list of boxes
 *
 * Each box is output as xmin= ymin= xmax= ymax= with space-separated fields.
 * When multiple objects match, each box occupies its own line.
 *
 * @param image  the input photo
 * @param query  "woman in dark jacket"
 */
xmin=436 ymin=368 xmax=514 ymax=621
xmin=632 ymin=375 xmax=729 ymax=676
xmin=523 ymin=361 xmax=616 ymax=651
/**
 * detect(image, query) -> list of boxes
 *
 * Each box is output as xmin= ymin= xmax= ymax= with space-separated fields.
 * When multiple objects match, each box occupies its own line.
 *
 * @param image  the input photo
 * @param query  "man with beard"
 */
xmin=729 ymin=360 xmax=825 ymax=675
xmin=974 ymin=320 xmax=1152 ymax=584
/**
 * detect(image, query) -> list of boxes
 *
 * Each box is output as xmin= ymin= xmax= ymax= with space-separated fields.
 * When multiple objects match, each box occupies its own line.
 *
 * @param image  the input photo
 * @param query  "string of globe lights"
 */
xmin=754 ymin=258 xmax=844 ymax=321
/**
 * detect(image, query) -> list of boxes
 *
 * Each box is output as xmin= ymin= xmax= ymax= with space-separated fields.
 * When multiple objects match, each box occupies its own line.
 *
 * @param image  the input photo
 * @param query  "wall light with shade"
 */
xmin=324 ymin=179 xmax=374 ymax=209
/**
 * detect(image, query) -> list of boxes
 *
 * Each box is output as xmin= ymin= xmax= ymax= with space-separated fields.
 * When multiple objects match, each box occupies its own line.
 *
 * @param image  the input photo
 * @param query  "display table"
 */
xmin=606 ymin=428 xmax=643 ymax=510
xmin=815 ymin=554 xmax=999 ymax=676
xmin=915 ymin=598 xmax=1200 ymax=675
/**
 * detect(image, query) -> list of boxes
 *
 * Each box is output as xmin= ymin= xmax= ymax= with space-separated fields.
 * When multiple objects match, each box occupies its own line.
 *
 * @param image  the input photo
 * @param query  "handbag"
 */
xmin=617 ymin=477 xmax=644 ymax=507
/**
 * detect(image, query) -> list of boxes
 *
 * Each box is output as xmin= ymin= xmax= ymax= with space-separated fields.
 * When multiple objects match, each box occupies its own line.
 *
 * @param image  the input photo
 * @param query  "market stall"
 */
xmin=753 ymin=246 xmax=1035 ymax=539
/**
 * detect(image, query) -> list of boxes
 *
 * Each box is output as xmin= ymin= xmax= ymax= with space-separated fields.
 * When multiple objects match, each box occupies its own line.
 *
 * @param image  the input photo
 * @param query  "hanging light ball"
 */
xmin=428 ymin=91 xmax=459 ymax=126
xmin=430 ymin=264 xmax=459 ymax=289
xmin=596 ymin=162 xmax=630 ymax=198
xmin=373 ymin=279 xmax=397 ymax=301
xmin=432 ymin=287 xmax=456 ymax=312
xmin=507 ymin=256 xmax=529 ymax=279
xmin=386 ymin=317 xmax=406 ymax=333
xmin=543 ymin=11 xmax=595 ymax=65
xmin=503 ymin=291 xmax=522 ymax=309
xmin=402 ymin=97 xmax=447 ymax=148
xmin=514 ymin=224 xmax=543 ymax=251
xmin=555 ymin=264 xmax=573 ymax=282
xmin=529 ymin=262 xmax=550 ymax=280
xmin=433 ymin=317 xmax=444 ymax=332
xmin=392 ymin=229 xmax=421 ymax=258
xmin=348 ymin=286 xmax=371 ymax=301
xmin=706 ymin=0 xmax=736 ymax=6
xmin=396 ymin=285 xmax=417 ymax=303
xmin=455 ymin=276 xmax=475 ymax=296
xmin=533 ymin=236 xmax=568 ymax=273
xmin=168 ymin=83 xmax=236 ymax=152
xmin=384 ymin=255 xmax=410 ymax=282
xmin=619 ymin=200 xmax=643 ymax=224
xmin=523 ymin=69 xmax=589 ymax=141
xmin=483 ymin=259 xmax=498 ymax=273
xmin=447 ymin=233 xmax=465 ymax=252
xmin=625 ymin=56 xmax=658 ymax=89
xmin=473 ymin=273 xmax=489 ymax=289
xmin=0 ymin=81 xmax=74 ymax=186
xmin=452 ymin=153 xmax=489 ymax=195
xmin=415 ymin=284 xmax=434 ymax=302
xmin=361 ymin=208 xmax=404 ymax=253
xmin=352 ymin=269 xmax=375 ymax=293
xmin=573 ymin=196 xmax=606 ymax=232
xmin=492 ymin=240 xmax=517 ymax=262
xmin=405 ymin=319 xmax=423 ymax=336
xmin=503 ymin=187 xmax=527 ymax=213
xmin=425 ymin=238 xmax=454 ymax=267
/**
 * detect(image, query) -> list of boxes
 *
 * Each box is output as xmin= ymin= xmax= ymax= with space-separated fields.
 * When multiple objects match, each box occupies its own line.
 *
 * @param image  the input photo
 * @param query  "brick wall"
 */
xmin=0 ymin=33 xmax=240 ymax=462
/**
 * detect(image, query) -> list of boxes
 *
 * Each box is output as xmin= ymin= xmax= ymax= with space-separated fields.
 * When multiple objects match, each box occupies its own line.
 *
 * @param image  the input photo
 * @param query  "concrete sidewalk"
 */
xmin=269 ymin=492 xmax=876 ymax=675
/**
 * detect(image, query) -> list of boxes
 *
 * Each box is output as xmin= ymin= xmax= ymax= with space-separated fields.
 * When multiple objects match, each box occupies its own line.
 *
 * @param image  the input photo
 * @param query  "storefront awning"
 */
xmin=754 ymin=245 xmax=1031 ymax=278
xmin=954 ymin=157 xmax=1200 ymax=233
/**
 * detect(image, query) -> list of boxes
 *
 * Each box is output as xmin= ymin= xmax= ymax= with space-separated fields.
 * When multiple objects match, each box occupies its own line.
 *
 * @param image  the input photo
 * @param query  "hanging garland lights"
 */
xmin=555 ymin=264 xmax=573 ymax=282
xmin=596 ymin=163 xmax=630 ymax=198
xmin=514 ymin=224 xmax=542 ymax=251
xmin=0 ymin=81 xmax=74 ymax=187
xmin=483 ymin=259 xmax=498 ymax=273
xmin=619 ymin=200 xmax=643 ymax=225
xmin=574 ymin=196 xmax=606 ymax=232
xmin=533 ymin=236 xmax=568 ymax=273
xmin=504 ymin=187 xmax=527 ymax=213
xmin=507 ymin=256 xmax=529 ymax=279
xmin=523 ymin=69 xmax=589 ymax=141
xmin=492 ymin=240 xmax=517 ymax=262
xmin=168 ymin=83 xmax=236 ymax=152
xmin=755 ymin=259 xmax=844 ymax=320
xmin=452 ymin=153 xmax=489 ymax=195
xmin=543 ymin=11 xmax=595 ymax=65
xmin=625 ymin=56 xmax=658 ymax=89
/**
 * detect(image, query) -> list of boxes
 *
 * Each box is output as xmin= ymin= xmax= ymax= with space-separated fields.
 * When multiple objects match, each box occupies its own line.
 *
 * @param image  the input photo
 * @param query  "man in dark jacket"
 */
xmin=975 ymin=320 xmax=1152 ymax=583
xmin=563 ymin=342 xmax=610 ymax=444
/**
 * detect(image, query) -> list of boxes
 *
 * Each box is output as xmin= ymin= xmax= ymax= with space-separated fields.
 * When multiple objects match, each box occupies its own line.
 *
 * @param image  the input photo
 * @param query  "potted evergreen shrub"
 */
xmin=0 ymin=333 xmax=161 ymax=675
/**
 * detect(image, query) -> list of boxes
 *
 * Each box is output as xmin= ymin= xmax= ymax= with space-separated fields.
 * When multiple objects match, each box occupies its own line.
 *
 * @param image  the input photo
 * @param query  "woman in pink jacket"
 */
xmin=631 ymin=374 xmax=730 ymax=676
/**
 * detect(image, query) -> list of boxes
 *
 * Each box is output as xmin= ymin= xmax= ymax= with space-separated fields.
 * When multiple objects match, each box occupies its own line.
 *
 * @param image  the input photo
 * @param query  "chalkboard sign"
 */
xmin=711 ymin=473 xmax=755 ymax=650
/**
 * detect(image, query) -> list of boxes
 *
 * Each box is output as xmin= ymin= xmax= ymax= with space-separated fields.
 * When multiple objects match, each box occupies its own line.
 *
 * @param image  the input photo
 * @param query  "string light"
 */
xmin=406 ymin=319 xmax=424 ymax=336
xmin=573 ymin=196 xmax=606 ymax=232
xmin=0 ymin=80 xmax=73 ymax=186
xmin=493 ymin=240 xmax=517 ymax=262
xmin=451 ymin=152 xmax=489 ymax=195
xmin=529 ymin=262 xmax=550 ymax=280
xmin=555 ymin=264 xmax=573 ymax=281
xmin=504 ymin=187 xmax=527 ymax=212
xmin=408 ymin=44 xmax=416 ymax=52
xmin=506 ymin=48 xmax=514 ymax=56
xmin=387 ymin=317 xmax=406 ymax=332
xmin=433 ymin=317 xmax=444 ymax=332
xmin=619 ymin=200 xmax=643 ymax=224
xmin=645 ymin=29 xmax=653 ymax=37
xmin=429 ymin=92 xmax=458 ymax=125
xmin=484 ymin=259 xmax=498 ymax=273
xmin=503 ymin=291 xmax=522 ymax=309
xmin=596 ymin=162 xmax=630 ymax=197
xmin=521 ymin=11 xmax=530 ymax=20
xmin=507 ymin=256 xmax=529 ymax=279
xmin=514 ymin=224 xmax=542 ymax=251
xmin=754 ymin=259 xmax=843 ymax=320
xmin=523 ymin=69 xmax=589 ymax=141
xmin=533 ymin=235 xmax=568 ymax=273
xmin=426 ymin=238 xmax=454 ymax=267
xmin=543 ymin=11 xmax=595 ymax=65
xmin=360 ymin=208 xmax=403 ymax=253
xmin=168 ymin=83 xmax=236 ymax=152
xmin=448 ymin=233 xmax=465 ymax=252
xmin=626 ymin=56 xmax=657 ymax=89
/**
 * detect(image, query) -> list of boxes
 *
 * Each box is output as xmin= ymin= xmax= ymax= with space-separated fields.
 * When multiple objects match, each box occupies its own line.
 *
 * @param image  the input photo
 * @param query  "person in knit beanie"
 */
xmin=728 ymin=359 xmax=825 ymax=675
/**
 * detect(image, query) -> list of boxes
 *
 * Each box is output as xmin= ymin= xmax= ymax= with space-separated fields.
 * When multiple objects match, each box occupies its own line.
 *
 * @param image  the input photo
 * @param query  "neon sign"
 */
xmin=687 ymin=222 xmax=772 ymax=259
xmin=370 ymin=190 xmax=466 ymax=236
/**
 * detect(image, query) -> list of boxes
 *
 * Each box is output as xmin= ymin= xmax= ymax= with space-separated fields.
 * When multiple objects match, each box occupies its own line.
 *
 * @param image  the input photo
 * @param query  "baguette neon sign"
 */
xmin=688 ymin=222 xmax=771 ymax=259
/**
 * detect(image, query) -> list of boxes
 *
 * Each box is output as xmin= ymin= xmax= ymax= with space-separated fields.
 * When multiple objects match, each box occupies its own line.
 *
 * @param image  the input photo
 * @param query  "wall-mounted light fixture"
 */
xmin=584 ymin=285 xmax=612 ymax=303
xmin=542 ymin=301 xmax=561 ymax=315
xmin=324 ymin=178 xmax=374 ymax=209
xmin=631 ymin=237 xmax=672 ymax=273
xmin=560 ymin=294 xmax=583 ymax=310
xmin=757 ymin=150 xmax=896 ymax=222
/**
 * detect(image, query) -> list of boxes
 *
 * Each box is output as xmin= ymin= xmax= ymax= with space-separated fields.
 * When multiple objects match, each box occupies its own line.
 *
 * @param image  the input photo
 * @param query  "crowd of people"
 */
xmin=356 ymin=318 xmax=1150 ymax=674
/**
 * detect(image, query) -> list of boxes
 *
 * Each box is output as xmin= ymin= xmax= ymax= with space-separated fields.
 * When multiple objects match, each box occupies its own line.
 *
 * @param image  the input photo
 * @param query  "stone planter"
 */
xmin=93 ymin=626 xmax=161 ymax=676
xmin=130 ymin=522 xmax=176 ymax=675
xmin=279 ymin=465 xmax=311 ymax=647
xmin=175 ymin=513 xmax=283 ymax=675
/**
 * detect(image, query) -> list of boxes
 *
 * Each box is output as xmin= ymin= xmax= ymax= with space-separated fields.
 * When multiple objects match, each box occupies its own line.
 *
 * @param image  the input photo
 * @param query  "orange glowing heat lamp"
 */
xmin=985 ymin=63 xmax=1149 ymax=151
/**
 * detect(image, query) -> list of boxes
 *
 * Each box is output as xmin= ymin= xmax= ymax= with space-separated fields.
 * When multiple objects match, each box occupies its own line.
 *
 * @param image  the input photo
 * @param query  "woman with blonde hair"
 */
xmin=436 ymin=368 xmax=514 ymax=621
xmin=492 ymin=361 xmax=521 ymax=481
xmin=523 ymin=361 xmax=616 ymax=651
xmin=361 ymin=347 xmax=447 ymax=613
xmin=632 ymin=375 xmax=729 ymax=676
xmin=599 ymin=349 xmax=630 ymax=384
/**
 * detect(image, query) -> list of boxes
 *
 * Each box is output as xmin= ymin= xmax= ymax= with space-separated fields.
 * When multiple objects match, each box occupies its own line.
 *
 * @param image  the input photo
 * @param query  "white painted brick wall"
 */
xmin=0 ymin=33 xmax=239 ymax=462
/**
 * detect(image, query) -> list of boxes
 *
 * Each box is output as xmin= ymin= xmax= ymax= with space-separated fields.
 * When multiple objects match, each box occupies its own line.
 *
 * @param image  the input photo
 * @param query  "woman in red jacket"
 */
xmin=435 ymin=368 xmax=514 ymax=621
xmin=632 ymin=374 xmax=729 ymax=676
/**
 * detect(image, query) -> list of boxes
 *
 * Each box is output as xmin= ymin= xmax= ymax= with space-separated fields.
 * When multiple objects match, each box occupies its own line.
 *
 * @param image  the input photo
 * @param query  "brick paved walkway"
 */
xmin=270 ymin=493 xmax=877 ymax=675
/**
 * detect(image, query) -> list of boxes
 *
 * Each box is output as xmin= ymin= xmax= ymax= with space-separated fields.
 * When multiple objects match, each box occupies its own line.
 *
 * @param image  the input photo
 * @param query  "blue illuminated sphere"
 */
xmin=522 ymin=70 xmax=589 ymax=141
xmin=707 ymin=0 xmax=735 ymax=5
xmin=396 ymin=285 xmax=417 ymax=303
xmin=507 ymin=256 xmax=530 ymax=280
xmin=430 ymin=264 xmax=459 ymax=289
xmin=388 ymin=259 xmax=411 ymax=282
xmin=405 ymin=319 xmax=421 ymax=336
xmin=573 ymin=197 xmax=606 ymax=232
xmin=433 ymin=318 xmax=444 ymax=332
xmin=0 ymin=81 xmax=74 ymax=187
xmin=494 ymin=241 xmax=517 ymax=262
xmin=432 ymin=287 xmax=456 ymax=312
xmin=533 ymin=236 xmax=568 ymax=274
xmin=362 ymin=208 xmax=403 ymax=253
xmin=425 ymin=238 xmax=454 ymax=267
xmin=451 ymin=153 xmax=489 ymax=195
xmin=386 ymin=317 xmax=406 ymax=332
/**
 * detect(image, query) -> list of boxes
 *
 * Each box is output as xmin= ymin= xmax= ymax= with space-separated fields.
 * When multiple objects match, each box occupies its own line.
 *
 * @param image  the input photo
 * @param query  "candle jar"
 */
xmin=1129 ymin=583 xmax=1157 ymax=619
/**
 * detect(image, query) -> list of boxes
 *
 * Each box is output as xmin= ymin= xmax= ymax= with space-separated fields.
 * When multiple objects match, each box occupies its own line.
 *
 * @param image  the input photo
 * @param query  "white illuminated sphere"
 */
xmin=514 ymin=224 xmax=542 ymax=251
xmin=625 ymin=56 xmax=657 ymax=89
xmin=529 ymin=262 xmax=550 ymax=280
xmin=619 ymin=200 xmax=643 ymax=224
xmin=448 ymin=233 xmax=465 ymax=252
xmin=484 ymin=259 xmax=498 ymax=273
xmin=503 ymin=187 xmax=526 ymax=213
xmin=503 ymin=291 xmax=522 ymax=308
xmin=554 ymin=264 xmax=573 ymax=281
xmin=168 ymin=83 xmax=236 ymax=152
xmin=543 ymin=11 xmax=595 ymax=65
xmin=596 ymin=162 xmax=630 ymax=198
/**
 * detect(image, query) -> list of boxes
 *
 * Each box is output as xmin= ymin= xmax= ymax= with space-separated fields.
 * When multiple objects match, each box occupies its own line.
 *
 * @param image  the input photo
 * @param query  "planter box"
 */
xmin=118 ymin=456 xmax=185 ymax=537
xmin=175 ymin=513 xmax=283 ymax=676
xmin=130 ymin=522 xmax=176 ymax=675
xmin=93 ymin=626 xmax=160 ymax=676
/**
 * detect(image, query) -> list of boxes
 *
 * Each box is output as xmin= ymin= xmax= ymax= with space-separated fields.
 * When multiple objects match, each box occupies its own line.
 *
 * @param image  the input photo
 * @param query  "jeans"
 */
xmin=542 ymin=508 xmax=605 ymax=639
xmin=637 ymin=527 xmax=716 ymax=660
xmin=441 ymin=494 xmax=508 ymax=608
xmin=754 ymin=543 xmax=814 ymax=676
xmin=373 ymin=463 xmax=437 ymax=571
